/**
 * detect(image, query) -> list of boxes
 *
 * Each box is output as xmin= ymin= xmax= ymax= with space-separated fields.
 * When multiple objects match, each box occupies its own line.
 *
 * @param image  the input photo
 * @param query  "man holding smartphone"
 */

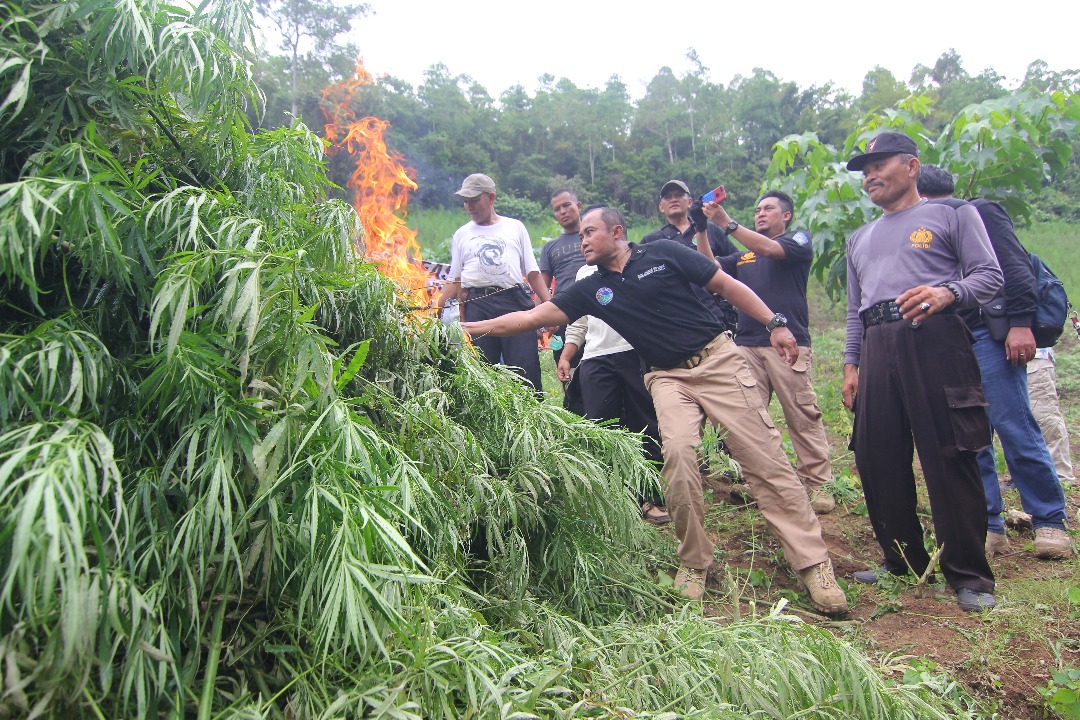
xmin=699 ymin=192 xmax=836 ymax=514
xmin=642 ymin=180 xmax=738 ymax=330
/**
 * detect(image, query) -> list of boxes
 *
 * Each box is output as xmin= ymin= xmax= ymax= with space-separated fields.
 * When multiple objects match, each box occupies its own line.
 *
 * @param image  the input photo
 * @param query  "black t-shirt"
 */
xmin=718 ymin=229 xmax=813 ymax=347
xmin=642 ymin=221 xmax=738 ymax=327
xmin=551 ymin=240 xmax=724 ymax=369
xmin=538 ymin=231 xmax=586 ymax=295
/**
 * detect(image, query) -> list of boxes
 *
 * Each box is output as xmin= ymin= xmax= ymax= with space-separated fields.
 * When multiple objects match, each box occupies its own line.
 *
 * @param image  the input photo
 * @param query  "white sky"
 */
xmin=346 ymin=0 xmax=1075 ymax=100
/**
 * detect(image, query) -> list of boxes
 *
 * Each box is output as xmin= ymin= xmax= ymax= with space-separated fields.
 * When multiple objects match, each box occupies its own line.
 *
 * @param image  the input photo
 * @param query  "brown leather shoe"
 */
xmin=641 ymin=502 xmax=671 ymax=526
xmin=797 ymin=559 xmax=848 ymax=615
xmin=729 ymin=483 xmax=755 ymax=504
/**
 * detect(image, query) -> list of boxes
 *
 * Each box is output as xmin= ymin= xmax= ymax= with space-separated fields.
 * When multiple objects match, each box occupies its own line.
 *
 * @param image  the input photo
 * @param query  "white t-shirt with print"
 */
xmin=449 ymin=216 xmax=539 ymax=289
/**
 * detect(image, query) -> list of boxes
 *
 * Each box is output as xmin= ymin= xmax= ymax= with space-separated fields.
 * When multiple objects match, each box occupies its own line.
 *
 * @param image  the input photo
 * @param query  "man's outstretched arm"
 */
xmin=462 ymin=302 xmax=570 ymax=338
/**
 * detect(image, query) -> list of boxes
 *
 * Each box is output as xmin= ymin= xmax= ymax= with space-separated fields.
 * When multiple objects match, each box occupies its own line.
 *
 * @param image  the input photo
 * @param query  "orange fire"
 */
xmin=321 ymin=63 xmax=433 ymax=312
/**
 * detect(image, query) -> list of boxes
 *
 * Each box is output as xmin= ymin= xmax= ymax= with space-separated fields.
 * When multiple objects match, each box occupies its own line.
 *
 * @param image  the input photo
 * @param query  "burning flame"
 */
xmin=321 ymin=62 xmax=433 ymax=312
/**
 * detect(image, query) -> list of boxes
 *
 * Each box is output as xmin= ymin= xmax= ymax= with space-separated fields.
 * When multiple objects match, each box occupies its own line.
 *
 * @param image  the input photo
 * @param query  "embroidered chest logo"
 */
xmin=737 ymin=251 xmax=757 ymax=266
xmin=909 ymin=227 xmax=934 ymax=249
xmin=595 ymin=287 xmax=614 ymax=305
xmin=637 ymin=263 xmax=666 ymax=280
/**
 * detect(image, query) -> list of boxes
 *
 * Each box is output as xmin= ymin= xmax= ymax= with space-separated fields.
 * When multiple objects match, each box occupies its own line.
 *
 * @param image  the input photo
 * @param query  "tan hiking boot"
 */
xmin=797 ymin=559 xmax=848 ymax=615
xmin=674 ymin=566 xmax=707 ymax=601
xmin=985 ymin=531 xmax=1011 ymax=559
xmin=808 ymin=488 xmax=836 ymax=514
xmin=1034 ymin=527 xmax=1075 ymax=559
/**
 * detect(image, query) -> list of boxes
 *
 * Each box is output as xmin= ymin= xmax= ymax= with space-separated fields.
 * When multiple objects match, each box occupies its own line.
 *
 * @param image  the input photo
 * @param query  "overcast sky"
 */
xmin=346 ymin=0 xmax=1074 ymax=99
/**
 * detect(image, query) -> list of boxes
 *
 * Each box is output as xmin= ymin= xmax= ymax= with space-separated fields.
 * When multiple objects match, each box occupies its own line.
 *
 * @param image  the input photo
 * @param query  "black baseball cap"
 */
xmin=846 ymin=132 xmax=919 ymax=172
xmin=659 ymin=180 xmax=691 ymax=198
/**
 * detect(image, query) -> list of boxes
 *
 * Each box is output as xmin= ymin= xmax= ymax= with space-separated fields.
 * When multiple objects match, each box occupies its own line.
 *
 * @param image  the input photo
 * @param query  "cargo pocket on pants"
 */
xmin=943 ymin=384 xmax=991 ymax=452
xmin=736 ymin=369 xmax=775 ymax=429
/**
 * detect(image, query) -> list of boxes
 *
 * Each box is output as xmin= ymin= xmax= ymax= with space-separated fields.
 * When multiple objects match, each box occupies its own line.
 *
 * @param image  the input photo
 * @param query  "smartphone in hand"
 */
xmin=701 ymin=185 xmax=726 ymax=204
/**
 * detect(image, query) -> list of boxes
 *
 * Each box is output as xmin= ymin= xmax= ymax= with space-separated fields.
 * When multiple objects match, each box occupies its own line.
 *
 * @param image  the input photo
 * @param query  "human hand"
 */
xmin=688 ymin=200 xmax=708 ymax=233
xmin=841 ymin=364 xmax=859 ymax=411
xmin=769 ymin=327 xmax=799 ymax=366
xmin=896 ymin=285 xmax=953 ymax=322
xmin=557 ymin=357 xmax=572 ymax=382
xmin=1005 ymin=326 xmax=1036 ymax=366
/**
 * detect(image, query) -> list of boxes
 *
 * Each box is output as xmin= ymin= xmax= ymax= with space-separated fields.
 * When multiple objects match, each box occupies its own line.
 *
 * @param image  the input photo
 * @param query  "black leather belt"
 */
xmin=861 ymin=300 xmax=903 ymax=327
xmin=861 ymin=299 xmax=953 ymax=327
xmin=650 ymin=332 xmax=731 ymax=372
xmin=465 ymin=285 xmax=512 ymax=297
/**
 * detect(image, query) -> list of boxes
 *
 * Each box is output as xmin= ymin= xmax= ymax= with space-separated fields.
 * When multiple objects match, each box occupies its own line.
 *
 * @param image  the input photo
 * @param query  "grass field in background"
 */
xmin=1018 ymin=220 xmax=1080 ymax=298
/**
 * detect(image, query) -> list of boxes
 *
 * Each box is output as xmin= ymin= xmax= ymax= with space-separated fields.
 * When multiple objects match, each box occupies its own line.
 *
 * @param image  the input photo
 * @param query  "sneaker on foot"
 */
xmin=797 ymin=559 xmax=848 ymax=615
xmin=956 ymin=587 xmax=996 ymax=612
xmin=1034 ymin=527 xmax=1075 ymax=559
xmin=674 ymin=566 xmax=706 ymax=601
xmin=808 ymin=488 xmax=836 ymax=514
xmin=641 ymin=502 xmax=671 ymax=526
xmin=985 ymin=531 xmax=1011 ymax=559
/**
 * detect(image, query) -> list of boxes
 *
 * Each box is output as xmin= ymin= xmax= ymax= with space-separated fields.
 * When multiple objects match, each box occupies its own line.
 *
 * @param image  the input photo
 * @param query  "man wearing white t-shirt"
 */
xmin=435 ymin=173 xmax=551 ymax=391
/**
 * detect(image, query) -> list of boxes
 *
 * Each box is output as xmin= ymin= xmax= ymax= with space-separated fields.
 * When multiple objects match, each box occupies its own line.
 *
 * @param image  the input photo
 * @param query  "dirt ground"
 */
xmin=687 ymin=474 xmax=1080 ymax=719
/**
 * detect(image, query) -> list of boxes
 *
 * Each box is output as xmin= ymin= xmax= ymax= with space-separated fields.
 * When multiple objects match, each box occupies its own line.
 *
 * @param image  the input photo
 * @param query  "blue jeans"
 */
xmin=972 ymin=327 xmax=1066 ymax=533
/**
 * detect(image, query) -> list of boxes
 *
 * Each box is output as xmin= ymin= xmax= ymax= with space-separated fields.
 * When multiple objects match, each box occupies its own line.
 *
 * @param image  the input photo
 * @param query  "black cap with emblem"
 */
xmin=847 ymin=132 xmax=919 ymax=172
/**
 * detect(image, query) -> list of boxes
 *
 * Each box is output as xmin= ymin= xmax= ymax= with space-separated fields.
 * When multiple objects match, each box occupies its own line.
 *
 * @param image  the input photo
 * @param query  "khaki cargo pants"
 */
xmin=644 ymin=333 xmax=830 ymax=571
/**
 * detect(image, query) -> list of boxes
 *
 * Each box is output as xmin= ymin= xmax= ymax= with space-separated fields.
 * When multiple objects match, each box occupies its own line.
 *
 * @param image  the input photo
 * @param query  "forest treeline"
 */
xmin=253 ymin=30 xmax=1080 ymax=222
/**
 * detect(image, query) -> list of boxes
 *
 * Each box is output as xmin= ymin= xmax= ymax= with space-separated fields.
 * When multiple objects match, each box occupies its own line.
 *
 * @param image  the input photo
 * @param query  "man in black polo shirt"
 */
xmin=642 ymin=180 xmax=739 ymax=330
xmin=461 ymin=206 xmax=848 ymax=615
xmin=701 ymin=191 xmax=836 ymax=514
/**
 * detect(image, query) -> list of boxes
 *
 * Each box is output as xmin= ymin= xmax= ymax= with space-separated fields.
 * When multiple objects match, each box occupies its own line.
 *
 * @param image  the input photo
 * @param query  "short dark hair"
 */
xmin=550 ymin=188 xmax=579 ymax=203
xmin=758 ymin=190 xmax=795 ymax=226
xmin=916 ymin=164 xmax=955 ymax=198
xmin=582 ymin=204 xmax=627 ymax=236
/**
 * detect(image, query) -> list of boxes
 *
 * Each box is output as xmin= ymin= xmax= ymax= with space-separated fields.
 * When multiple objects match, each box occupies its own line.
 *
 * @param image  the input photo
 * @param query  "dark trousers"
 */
xmin=463 ymin=287 xmax=543 ymax=392
xmin=559 ymin=337 xmax=586 ymax=415
xmin=852 ymin=313 xmax=995 ymax=593
xmin=579 ymin=349 xmax=663 ymax=504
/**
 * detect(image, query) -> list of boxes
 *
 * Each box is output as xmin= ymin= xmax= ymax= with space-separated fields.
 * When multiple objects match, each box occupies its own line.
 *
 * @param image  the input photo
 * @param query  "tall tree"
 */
xmin=255 ymin=0 xmax=369 ymax=118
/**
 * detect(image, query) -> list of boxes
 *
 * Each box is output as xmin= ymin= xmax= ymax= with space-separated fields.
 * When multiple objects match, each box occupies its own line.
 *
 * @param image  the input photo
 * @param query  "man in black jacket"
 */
xmin=642 ymin=180 xmax=739 ymax=330
xmin=918 ymin=165 xmax=1072 ymax=560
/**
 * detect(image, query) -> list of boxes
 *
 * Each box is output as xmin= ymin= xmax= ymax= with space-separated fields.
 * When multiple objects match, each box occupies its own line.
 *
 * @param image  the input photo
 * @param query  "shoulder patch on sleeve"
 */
xmin=792 ymin=231 xmax=810 ymax=246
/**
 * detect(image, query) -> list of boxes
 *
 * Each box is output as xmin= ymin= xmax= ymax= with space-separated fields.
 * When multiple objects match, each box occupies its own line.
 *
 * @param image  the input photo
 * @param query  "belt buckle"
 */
xmin=685 ymin=351 xmax=705 ymax=370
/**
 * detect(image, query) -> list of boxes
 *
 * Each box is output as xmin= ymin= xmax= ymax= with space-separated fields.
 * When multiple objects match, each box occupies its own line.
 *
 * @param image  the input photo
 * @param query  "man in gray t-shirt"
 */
xmin=842 ymin=132 xmax=1002 ymax=613
xmin=540 ymin=189 xmax=588 ymax=413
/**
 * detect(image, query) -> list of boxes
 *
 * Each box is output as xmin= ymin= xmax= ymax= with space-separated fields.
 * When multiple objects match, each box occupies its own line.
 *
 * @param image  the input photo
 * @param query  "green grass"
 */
xmin=1018 ymin=220 xmax=1080 ymax=299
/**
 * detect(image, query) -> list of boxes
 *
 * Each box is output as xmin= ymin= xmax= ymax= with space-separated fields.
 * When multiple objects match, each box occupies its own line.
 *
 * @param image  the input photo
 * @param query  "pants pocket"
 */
xmin=943 ymin=384 xmax=991 ymax=452
xmin=735 ymin=369 xmax=775 ymax=428
xmin=796 ymin=391 xmax=823 ymax=422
